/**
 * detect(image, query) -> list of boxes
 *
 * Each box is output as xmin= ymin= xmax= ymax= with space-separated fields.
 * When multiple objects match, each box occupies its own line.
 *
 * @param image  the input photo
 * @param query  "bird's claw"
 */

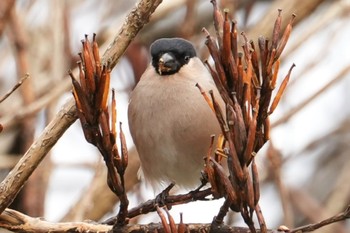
xmin=154 ymin=183 xmax=175 ymax=208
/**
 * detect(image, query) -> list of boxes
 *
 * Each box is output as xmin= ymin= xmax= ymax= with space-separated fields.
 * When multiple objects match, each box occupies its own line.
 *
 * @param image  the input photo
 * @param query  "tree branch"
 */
xmin=289 ymin=205 xmax=350 ymax=233
xmin=0 ymin=208 xmax=276 ymax=233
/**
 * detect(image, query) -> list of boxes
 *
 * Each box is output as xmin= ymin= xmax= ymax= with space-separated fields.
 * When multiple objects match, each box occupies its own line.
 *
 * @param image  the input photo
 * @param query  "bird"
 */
xmin=128 ymin=38 xmax=224 ymax=190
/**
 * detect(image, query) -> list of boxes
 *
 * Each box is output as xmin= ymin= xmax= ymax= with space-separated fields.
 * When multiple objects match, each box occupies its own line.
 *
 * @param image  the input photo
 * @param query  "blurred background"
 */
xmin=0 ymin=0 xmax=349 ymax=232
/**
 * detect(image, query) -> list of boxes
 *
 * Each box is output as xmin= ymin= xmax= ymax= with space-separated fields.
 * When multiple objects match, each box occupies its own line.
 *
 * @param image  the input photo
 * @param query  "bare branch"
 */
xmin=0 ymin=74 xmax=29 ymax=104
xmin=0 ymin=208 xmax=112 ymax=233
xmin=0 ymin=208 xmax=278 ymax=233
xmin=289 ymin=205 xmax=350 ymax=233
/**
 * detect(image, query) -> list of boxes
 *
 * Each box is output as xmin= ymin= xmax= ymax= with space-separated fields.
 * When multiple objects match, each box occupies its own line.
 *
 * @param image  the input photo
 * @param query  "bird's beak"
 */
xmin=158 ymin=53 xmax=177 ymax=75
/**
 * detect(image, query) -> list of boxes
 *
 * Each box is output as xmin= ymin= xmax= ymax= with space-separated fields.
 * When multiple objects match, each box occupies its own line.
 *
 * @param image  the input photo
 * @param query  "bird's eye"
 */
xmin=184 ymin=56 xmax=190 ymax=63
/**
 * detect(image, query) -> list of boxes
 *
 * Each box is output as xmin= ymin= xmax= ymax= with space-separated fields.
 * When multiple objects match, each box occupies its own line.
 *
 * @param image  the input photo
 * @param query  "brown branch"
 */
xmin=2 ymin=206 xmax=349 ymax=233
xmin=0 ymin=0 xmax=164 ymax=215
xmin=289 ymin=205 xmax=350 ymax=233
xmin=0 ymin=208 xmax=276 ymax=233
xmin=0 ymin=208 xmax=112 ymax=233
xmin=103 ymin=187 xmax=213 ymax=225
xmin=101 ymin=0 xmax=163 ymax=68
xmin=0 ymin=74 xmax=29 ymax=104
xmin=114 ymin=224 xmax=274 ymax=233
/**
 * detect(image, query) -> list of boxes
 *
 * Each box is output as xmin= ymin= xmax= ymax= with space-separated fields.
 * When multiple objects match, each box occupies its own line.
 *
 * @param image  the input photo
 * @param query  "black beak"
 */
xmin=158 ymin=53 xmax=179 ymax=75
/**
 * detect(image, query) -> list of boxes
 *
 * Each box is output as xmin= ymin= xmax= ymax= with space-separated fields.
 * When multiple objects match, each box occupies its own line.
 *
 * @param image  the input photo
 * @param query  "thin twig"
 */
xmin=0 ymin=74 xmax=29 ymax=104
xmin=289 ymin=205 xmax=350 ymax=233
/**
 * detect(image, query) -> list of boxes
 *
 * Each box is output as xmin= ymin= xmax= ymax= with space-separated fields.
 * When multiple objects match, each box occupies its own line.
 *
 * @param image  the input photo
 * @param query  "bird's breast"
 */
xmin=128 ymin=70 xmax=223 ymax=188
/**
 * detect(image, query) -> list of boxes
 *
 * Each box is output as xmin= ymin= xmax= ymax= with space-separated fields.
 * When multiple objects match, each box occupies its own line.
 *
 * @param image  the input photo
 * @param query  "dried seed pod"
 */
xmin=243 ymin=99 xmax=259 ymax=165
xmin=231 ymin=20 xmax=238 ymax=63
xmin=178 ymin=213 xmax=187 ymax=233
xmin=69 ymin=70 xmax=93 ymax=123
xmin=206 ymin=135 xmax=223 ymax=198
xmin=211 ymin=0 xmax=224 ymax=47
xmin=231 ymin=96 xmax=248 ymax=159
xmin=204 ymin=29 xmax=227 ymax=88
xmin=95 ymin=65 xmax=111 ymax=111
xmin=164 ymin=207 xmax=177 ymax=233
xmin=222 ymin=9 xmax=231 ymax=65
xmin=99 ymin=109 xmax=112 ymax=152
xmin=269 ymin=63 xmax=295 ymax=114
xmin=156 ymin=206 xmax=171 ymax=233
xmin=84 ymin=34 xmax=96 ymax=71
xmin=263 ymin=117 xmax=270 ymax=142
xmin=107 ymin=165 xmax=123 ymax=195
xmin=226 ymin=130 xmax=245 ymax=184
xmin=275 ymin=14 xmax=296 ymax=61
xmin=210 ymin=90 xmax=227 ymax=134
xmin=204 ymin=60 xmax=231 ymax=105
xmin=111 ymin=89 xmax=117 ymax=140
xmin=241 ymin=32 xmax=250 ymax=63
xmin=196 ymin=83 xmax=214 ymax=112
xmin=112 ymin=144 xmax=122 ymax=173
xmin=244 ymin=171 xmax=255 ymax=211
xmin=270 ymin=59 xmax=280 ymax=90
xmin=258 ymin=37 xmax=267 ymax=78
xmin=250 ymin=40 xmax=260 ymax=85
xmin=82 ymin=39 xmax=96 ymax=94
xmin=77 ymin=61 xmax=86 ymax=93
xmin=242 ymin=83 xmax=250 ymax=127
xmin=271 ymin=9 xmax=282 ymax=50
xmin=92 ymin=33 xmax=102 ymax=78
xmin=119 ymin=122 xmax=128 ymax=174
xmin=210 ymin=157 xmax=238 ymax=205
xmin=266 ymin=48 xmax=276 ymax=76
xmin=252 ymin=158 xmax=260 ymax=205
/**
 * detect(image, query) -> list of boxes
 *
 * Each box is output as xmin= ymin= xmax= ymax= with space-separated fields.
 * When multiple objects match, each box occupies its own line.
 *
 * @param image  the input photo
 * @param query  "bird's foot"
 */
xmin=154 ymin=182 xmax=175 ymax=208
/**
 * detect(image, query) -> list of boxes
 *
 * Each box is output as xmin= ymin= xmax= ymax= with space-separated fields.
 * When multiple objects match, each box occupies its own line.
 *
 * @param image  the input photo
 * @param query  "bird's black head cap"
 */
xmin=150 ymin=38 xmax=197 ymax=75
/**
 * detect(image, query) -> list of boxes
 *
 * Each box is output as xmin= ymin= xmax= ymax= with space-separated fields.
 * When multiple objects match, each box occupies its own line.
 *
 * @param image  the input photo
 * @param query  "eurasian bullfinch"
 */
xmin=128 ymin=38 xmax=224 ymax=190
